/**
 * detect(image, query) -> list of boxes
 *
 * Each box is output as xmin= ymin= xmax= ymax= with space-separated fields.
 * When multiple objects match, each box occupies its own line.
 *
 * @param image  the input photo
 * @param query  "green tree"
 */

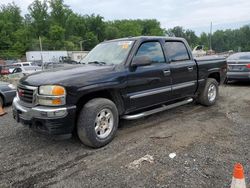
xmin=49 ymin=25 xmax=65 ymax=49
xmin=140 ymin=19 xmax=164 ymax=36
xmin=185 ymin=30 xmax=198 ymax=48
xmin=82 ymin=32 xmax=99 ymax=50
xmin=49 ymin=0 xmax=72 ymax=27
xmin=85 ymin=14 xmax=106 ymax=41
xmin=28 ymin=0 xmax=49 ymax=37
xmin=0 ymin=2 xmax=23 ymax=58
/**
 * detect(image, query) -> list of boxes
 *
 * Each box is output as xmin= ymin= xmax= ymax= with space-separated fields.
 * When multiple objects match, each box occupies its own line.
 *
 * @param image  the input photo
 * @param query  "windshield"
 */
xmin=227 ymin=52 xmax=250 ymax=60
xmin=81 ymin=40 xmax=134 ymax=65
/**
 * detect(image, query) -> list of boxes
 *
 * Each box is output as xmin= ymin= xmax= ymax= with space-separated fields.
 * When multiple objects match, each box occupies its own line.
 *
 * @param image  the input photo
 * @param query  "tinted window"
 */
xmin=135 ymin=42 xmax=165 ymax=63
xmin=165 ymin=41 xmax=190 ymax=62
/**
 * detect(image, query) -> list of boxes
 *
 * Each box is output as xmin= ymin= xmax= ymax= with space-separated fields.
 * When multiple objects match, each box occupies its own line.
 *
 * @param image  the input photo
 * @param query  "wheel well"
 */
xmin=76 ymin=90 xmax=124 ymax=116
xmin=208 ymin=72 xmax=220 ymax=84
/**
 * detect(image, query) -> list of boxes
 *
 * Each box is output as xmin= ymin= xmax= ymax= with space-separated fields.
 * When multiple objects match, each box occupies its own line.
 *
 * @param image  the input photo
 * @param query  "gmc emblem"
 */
xmin=18 ymin=89 xmax=25 ymax=97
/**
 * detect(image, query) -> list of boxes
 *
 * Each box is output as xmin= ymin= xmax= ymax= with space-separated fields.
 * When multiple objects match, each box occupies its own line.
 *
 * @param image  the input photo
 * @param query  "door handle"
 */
xmin=187 ymin=66 xmax=193 ymax=71
xmin=163 ymin=70 xmax=171 ymax=76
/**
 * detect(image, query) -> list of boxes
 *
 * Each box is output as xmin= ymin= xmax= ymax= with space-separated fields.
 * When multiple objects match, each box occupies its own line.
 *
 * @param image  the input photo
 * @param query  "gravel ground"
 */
xmin=0 ymin=82 xmax=250 ymax=188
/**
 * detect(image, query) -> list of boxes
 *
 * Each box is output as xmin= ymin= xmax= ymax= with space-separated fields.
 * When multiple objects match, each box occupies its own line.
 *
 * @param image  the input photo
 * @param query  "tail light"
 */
xmin=246 ymin=64 xmax=250 ymax=69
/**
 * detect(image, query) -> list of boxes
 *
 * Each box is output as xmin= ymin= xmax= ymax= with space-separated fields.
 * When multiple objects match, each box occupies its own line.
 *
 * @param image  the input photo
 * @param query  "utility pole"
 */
xmin=39 ymin=36 xmax=44 ymax=70
xmin=79 ymin=39 xmax=90 ymax=51
xmin=209 ymin=22 xmax=212 ymax=51
xmin=80 ymin=41 xmax=83 ymax=51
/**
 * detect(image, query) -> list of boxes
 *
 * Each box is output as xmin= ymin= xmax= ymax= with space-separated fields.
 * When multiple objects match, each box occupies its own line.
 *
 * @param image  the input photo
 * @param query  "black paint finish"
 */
xmin=17 ymin=36 xmax=227 ymax=134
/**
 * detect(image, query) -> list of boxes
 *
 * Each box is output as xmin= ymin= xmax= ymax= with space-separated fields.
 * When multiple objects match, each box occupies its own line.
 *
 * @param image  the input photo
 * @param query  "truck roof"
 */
xmin=106 ymin=36 xmax=186 ymax=42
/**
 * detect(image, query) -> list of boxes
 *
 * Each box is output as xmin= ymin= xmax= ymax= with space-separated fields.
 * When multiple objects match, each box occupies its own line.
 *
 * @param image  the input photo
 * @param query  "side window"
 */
xmin=17 ymin=68 xmax=22 ymax=72
xmin=135 ymin=42 xmax=165 ymax=63
xmin=165 ymin=41 xmax=190 ymax=62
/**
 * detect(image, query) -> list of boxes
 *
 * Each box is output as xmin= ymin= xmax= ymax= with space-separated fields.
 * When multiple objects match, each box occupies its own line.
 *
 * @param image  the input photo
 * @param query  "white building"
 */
xmin=26 ymin=51 xmax=68 ymax=63
xmin=67 ymin=51 xmax=89 ymax=62
xmin=26 ymin=51 xmax=89 ymax=63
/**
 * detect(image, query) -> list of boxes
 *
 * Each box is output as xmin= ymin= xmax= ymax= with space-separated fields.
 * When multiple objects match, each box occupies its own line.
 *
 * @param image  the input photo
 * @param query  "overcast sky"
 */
xmin=2 ymin=0 xmax=250 ymax=35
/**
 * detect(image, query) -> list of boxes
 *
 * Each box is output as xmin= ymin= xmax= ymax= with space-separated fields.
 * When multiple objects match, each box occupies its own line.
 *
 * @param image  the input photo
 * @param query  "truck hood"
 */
xmin=19 ymin=64 xmax=120 ymax=87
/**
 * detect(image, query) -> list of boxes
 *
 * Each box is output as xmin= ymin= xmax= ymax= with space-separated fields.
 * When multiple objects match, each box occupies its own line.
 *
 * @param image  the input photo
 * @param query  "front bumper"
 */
xmin=12 ymin=97 xmax=76 ymax=135
xmin=227 ymin=72 xmax=250 ymax=80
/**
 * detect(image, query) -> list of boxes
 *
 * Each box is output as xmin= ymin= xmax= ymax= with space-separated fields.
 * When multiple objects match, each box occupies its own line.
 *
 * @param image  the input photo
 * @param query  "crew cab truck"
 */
xmin=13 ymin=36 xmax=227 ymax=148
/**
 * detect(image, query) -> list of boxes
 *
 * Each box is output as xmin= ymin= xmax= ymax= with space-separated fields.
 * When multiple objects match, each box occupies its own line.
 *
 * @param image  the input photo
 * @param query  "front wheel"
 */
xmin=77 ymin=98 xmax=119 ymax=148
xmin=198 ymin=78 xmax=219 ymax=106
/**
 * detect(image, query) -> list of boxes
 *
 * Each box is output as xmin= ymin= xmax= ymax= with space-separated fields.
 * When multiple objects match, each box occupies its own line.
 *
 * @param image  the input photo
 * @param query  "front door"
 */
xmin=126 ymin=41 xmax=172 ymax=112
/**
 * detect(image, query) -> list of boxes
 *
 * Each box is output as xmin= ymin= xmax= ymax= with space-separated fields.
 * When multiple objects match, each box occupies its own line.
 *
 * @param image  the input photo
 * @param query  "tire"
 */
xmin=77 ymin=98 xmax=119 ymax=148
xmin=198 ymin=78 xmax=219 ymax=106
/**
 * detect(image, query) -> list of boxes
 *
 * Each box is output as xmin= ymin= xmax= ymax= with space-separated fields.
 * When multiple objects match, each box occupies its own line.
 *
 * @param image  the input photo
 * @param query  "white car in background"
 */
xmin=12 ymin=66 xmax=42 ymax=76
xmin=13 ymin=62 xmax=37 ymax=68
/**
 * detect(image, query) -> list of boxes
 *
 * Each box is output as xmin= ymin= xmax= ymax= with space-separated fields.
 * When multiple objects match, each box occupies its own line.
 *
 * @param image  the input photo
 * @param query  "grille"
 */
xmin=17 ymin=84 xmax=37 ymax=104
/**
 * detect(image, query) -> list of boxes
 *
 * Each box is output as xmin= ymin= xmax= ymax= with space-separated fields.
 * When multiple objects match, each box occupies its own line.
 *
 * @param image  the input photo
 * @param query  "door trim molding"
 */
xmin=129 ymin=86 xmax=171 ymax=99
xmin=172 ymin=81 xmax=196 ymax=90
xmin=129 ymin=80 xmax=197 ymax=99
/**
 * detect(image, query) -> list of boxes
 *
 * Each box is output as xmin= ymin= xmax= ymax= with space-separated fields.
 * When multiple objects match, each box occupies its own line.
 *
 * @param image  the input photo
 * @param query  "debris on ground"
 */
xmin=127 ymin=154 xmax=154 ymax=169
xmin=169 ymin=153 xmax=176 ymax=159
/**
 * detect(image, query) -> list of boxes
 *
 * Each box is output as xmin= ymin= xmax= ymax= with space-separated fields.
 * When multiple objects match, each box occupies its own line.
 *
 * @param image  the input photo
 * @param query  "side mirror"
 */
xmin=131 ymin=55 xmax=152 ymax=67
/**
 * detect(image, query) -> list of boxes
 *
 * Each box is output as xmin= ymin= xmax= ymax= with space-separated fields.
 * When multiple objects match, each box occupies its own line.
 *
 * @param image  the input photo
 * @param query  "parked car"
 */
xmin=0 ymin=81 xmax=16 ymax=106
xmin=12 ymin=66 xmax=42 ymax=76
xmin=0 ymin=66 xmax=10 ymax=75
xmin=8 ymin=65 xmax=18 ymax=73
xmin=13 ymin=62 xmax=36 ymax=67
xmin=226 ymin=52 xmax=250 ymax=81
xmin=13 ymin=36 xmax=227 ymax=148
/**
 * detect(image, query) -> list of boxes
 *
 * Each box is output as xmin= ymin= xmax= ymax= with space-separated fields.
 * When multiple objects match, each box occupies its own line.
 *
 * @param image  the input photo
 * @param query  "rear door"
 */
xmin=164 ymin=41 xmax=197 ymax=99
xmin=126 ymin=40 xmax=172 ymax=111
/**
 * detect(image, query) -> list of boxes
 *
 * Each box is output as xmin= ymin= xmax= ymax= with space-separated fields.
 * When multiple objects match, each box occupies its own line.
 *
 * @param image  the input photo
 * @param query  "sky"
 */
xmin=1 ymin=0 xmax=250 ymax=35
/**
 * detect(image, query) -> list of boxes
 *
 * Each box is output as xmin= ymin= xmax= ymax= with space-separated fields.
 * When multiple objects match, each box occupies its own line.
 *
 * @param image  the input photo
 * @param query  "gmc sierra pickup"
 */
xmin=13 ymin=36 xmax=227 ymax=148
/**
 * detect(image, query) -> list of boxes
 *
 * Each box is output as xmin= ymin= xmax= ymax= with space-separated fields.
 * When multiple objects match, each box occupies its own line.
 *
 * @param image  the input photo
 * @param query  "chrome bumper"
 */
xmin=12 ymin=97 xmax=75 ymax=121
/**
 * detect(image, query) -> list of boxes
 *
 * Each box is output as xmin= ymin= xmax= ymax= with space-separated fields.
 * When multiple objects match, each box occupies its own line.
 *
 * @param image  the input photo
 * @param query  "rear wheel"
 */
xmin=198 ymin=78 xmax=219 ymax=106
xmin=77 ymin=98 xmax=119 ymax=148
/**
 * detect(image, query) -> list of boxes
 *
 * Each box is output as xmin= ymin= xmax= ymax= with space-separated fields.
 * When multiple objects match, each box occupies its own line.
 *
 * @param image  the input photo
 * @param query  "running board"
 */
xmin=122 ymin=98 xmax=193 ymax=120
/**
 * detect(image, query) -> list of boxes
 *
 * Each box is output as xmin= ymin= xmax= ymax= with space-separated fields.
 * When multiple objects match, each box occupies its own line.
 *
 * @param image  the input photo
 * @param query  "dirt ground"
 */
xmin=1 ymin=82 xmax=250 ymax=188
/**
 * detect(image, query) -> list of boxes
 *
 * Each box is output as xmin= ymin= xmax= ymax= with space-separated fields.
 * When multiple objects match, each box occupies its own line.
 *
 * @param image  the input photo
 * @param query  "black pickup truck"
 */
xmin=13 ymin=36 xmax=227 ymax=148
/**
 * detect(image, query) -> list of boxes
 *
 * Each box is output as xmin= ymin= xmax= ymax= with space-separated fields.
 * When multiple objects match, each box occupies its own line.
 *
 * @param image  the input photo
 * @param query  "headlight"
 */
xmin=38 ymin=85 xmax=66 ymax=106
xmin=8 ymin=84 xmax=16 ymax=90
xmin=39 ymin=85 xmax=66 ymax=96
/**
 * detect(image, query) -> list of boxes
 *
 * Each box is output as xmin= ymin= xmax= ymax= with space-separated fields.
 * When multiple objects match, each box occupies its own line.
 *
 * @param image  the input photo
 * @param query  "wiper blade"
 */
xmin=88 ymin=61 xmax=106 ymax=65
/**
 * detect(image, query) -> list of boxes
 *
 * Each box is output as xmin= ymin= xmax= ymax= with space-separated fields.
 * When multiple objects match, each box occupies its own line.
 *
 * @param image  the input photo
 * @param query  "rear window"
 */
xmin=228 ymin=52 xmax=250 ymax=60
xmin=164 ymin=41 xmax=190 ymax=62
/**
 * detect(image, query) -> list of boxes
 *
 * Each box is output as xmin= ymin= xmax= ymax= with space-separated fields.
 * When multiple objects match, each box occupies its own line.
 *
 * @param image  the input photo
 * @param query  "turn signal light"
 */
xmin=52 ymin=86 xmax=65 ymax=95
xmin=52 ymin=98 xmax=63 ymax=105
xmin=246 ymin=64 xmax=250 ymax=69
